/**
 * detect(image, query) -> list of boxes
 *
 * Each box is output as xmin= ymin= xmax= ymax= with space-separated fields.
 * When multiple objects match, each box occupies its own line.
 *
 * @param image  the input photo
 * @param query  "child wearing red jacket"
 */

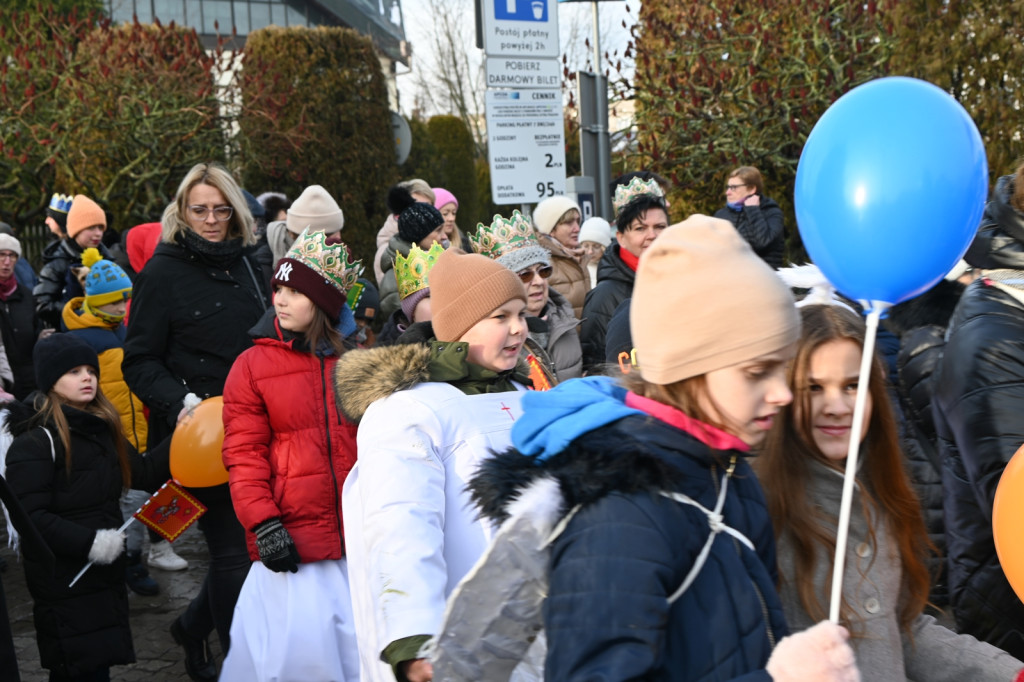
xmin=220 ymin=230 xmax=362 ymax=681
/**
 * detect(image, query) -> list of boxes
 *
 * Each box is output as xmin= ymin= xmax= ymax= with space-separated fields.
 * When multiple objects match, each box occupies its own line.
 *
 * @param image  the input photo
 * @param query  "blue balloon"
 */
xmin=795 ymin=77 xmax=988 ymax=307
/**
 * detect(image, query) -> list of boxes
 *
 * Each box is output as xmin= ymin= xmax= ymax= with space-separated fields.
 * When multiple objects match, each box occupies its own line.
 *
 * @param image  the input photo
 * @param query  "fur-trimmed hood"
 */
xmin=334 ymin=343 xmax=434 ymax=424
xmin=3 ymin=396 xmax=49 ymax=438
xmin=468 ymin=376 xmax=734 ymax=526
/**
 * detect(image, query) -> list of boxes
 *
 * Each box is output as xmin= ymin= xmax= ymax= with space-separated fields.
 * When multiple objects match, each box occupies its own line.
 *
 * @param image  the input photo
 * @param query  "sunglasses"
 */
xmin=518 ymin=265 xmax=553 ymax=284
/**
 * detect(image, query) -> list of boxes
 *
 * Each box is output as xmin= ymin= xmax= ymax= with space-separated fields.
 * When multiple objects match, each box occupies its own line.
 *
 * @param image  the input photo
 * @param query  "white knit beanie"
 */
xmin=579 ymin=217 xmax=613 ymax=246
xmin=287 ymin=185 xmax=344 ymax=235
xmin=532 ymin=196 xmax=579 ymax=235
xmin=0 ymin=234 xmax=21 ymax=257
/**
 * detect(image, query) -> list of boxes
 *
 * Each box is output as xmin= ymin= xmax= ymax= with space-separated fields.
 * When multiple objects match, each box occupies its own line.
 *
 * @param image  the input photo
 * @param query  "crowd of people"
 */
xmin=0 ymin=158 xmax=1022 ymax=682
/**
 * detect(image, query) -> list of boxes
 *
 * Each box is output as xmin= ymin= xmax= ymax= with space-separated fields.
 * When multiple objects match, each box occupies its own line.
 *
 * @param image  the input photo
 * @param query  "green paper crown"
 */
xmin=470 ymin=211 xmax=540 ymax=260
xmin=286 ymin=229 xmax=362 ymax=294
xmin=612 ymin=177 xmax=664 ymax=215
xmin=396 ymin=241 xmax=445 ymax=299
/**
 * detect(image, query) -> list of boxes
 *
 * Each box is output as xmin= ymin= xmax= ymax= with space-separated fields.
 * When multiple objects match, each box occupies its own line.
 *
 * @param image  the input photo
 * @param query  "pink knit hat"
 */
xmin=433 ymin=187 xmax=458 ymax=210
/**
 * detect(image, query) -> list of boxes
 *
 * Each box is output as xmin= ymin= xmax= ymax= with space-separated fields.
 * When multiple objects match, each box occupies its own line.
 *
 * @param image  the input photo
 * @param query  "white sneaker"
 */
xmin=148 ymin=540 xmax=189 ymax=571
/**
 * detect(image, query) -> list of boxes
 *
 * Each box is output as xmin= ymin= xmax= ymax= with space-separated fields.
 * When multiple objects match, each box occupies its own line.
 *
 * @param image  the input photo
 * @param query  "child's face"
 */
xmin=459 ymin=298 xmax=527 ymax=373
xmin=412 ymin=296 xmax=432 ymax=323
xmin=698 ymin=344 xmax=795 ymax=447
xmin=795 ymin=339 xmax=873 ymax=463
xmin=73 ymin=225 xmax=104 ymax=249
xmin=54 ymin=365 xmax=98 ymax=409
xmin=97 ymin=300 xmax=127 ymax=317
xmin=274 ymin=285 xmax=316 ymax=334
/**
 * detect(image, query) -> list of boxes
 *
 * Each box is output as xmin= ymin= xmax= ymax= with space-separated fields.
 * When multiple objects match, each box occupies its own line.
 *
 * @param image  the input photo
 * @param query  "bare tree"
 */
xmin=410 ymin=0 xmax=487 ymax=155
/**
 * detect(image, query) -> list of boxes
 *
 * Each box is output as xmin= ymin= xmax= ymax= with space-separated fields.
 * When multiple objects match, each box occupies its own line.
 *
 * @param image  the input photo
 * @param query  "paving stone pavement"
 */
xmin=2 ymin=523 xmax=223 ymax=681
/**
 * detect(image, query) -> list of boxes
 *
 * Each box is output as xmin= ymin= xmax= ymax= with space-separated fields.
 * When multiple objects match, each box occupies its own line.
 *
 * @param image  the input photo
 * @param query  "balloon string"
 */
xmin=829 ymin=305 xmax=885 ymax=623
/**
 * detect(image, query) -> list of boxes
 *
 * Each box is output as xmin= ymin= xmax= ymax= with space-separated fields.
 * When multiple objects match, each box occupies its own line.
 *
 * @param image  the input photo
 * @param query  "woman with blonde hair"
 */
xmin=123 ymin=161 xmax=270 ymax=681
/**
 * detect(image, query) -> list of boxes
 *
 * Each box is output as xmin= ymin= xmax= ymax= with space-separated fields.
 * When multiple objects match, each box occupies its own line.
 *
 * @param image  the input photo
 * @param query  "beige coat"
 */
xmin=537 ymin=234 xmax=589 ymax=319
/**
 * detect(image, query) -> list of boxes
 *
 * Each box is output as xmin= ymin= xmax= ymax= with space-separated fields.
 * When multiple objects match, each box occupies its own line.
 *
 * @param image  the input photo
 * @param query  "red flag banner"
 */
xmin=133 ymin=479 xmax=207 ymax=542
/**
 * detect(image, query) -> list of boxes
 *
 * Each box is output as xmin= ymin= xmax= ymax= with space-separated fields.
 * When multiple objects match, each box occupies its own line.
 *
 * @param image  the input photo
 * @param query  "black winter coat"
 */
xmin=932 ymin=174 xmax=1024 ymax=658
xmin=2 ymin=398 xmax=170 ymax=677
xmin=713 ymin=196 xmax=785 ymax=269
xmin=0 ymin=281 xmax=43 ymax=399
xmin=580 ymin=244 xmax=635 ymax=372
xmin=471 ymin=411 xmax=786 ymax=681
xmin=33 ymin=239 xmax=113 ymax=330
xmin=888 ymin=278 xmax=965 ymax=607
xmin=122 ymin=238 xmax=270 ymax=449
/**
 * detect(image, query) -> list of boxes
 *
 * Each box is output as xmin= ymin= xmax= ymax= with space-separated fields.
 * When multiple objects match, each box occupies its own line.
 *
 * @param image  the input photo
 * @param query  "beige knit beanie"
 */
xmin=287 ymin=185 xmax=344 ymax=235
xmin=631 ymin=215 xmax=800 ymax=384
xmin=66 ymin=195 xmax=106 ymax=238
xmin=431 ymin=248 xmax=527 ymax=342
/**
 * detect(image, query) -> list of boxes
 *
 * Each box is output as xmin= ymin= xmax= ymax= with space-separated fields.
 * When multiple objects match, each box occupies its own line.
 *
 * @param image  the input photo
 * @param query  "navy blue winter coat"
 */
xmin=470 ymin=377 xmax=787 ymax=681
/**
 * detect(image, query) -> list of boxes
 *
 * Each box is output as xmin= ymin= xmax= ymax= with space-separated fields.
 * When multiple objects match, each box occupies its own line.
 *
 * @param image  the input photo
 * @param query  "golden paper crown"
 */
xmin=396 ymin=241 xmax=445 ymax=299
xmin=612 ymin=177 xmax=664 ymax=214
xmin=285 ymin=229 xmax=363 ymax=294
xmin=470 ymin=211 xmax=542 ymax=261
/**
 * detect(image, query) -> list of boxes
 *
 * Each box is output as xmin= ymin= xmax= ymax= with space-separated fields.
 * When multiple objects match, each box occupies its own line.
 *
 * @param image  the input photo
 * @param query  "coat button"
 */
xmin=856 ymin=542 xmax=872 ymax=558
xmin=864 ymin=598 xmax=880 ymax=614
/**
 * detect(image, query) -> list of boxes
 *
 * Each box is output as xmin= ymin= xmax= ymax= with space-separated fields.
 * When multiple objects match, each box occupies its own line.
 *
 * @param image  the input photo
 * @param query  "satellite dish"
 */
xmin=392 ymin=112 xmax=412 ymax=166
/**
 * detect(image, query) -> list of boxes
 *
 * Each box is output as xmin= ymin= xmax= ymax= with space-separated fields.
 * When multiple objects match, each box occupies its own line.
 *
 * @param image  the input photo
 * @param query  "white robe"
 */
xmin=343 ymin=381 xmax=525 ymax=682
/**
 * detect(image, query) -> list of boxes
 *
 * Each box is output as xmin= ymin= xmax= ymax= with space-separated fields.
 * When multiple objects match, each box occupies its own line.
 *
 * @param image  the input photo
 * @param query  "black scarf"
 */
xmin=178 ymin=229 xmax=244 ymax=270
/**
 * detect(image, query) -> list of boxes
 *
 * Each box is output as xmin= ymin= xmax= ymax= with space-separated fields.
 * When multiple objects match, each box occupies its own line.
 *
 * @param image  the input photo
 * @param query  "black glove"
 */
xmin=253 ymin=518 xmax=300 ymax=573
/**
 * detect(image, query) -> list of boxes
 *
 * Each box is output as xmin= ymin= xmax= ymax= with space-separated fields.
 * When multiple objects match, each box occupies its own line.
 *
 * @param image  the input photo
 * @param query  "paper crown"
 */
xmin=470 ymin=211 xmax=541 ymax=261
xmin=48 ymin=193 xmax=73 ymax=214
xmin=396 ymin=241 xmax=445 ymax=300
xmin=612 ymin=177 xmax=664 ymax=214
xmin=285 ymin=229 xmax=362 ymax=294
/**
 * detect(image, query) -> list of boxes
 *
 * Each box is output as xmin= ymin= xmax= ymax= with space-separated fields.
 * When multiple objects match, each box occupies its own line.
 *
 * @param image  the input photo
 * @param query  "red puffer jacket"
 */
xmin=223 ymin=312 xmax=358 ymax=563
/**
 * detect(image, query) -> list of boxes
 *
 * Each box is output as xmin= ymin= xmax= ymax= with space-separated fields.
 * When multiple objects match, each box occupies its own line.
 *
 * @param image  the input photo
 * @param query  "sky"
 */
xmin=397 ymin=0 xmax=640 ymax=118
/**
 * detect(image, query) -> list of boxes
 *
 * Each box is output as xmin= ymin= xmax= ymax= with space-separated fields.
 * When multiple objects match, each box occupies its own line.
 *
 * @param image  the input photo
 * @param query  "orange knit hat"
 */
xmin=66 ymin=195 xmax=106 ymax=238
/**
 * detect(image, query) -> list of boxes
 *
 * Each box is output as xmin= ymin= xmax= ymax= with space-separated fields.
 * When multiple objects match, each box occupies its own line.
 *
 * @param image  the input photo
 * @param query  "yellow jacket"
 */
xmin=61 ymin=297 xmax=149 ymax=451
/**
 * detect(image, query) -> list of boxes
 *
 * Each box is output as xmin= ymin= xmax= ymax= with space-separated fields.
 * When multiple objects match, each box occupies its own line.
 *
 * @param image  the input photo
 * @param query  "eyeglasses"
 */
xmin=725 ymin=183 xmax=749 ymax=191
xmin=518 ymin=265 xmax=553 ymax=284
xmin=0 ymin=252 xmax=17 ymax=262
xmin=188 ymin=205 xmax=234 ymax=222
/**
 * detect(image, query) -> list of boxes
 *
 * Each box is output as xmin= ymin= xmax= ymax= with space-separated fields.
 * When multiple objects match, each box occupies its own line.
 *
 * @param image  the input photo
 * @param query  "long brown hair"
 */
xmin=756 ymin=305 xmax=931 ymax=634
xmin=1012 ymin=161 xmax=1024 ymax=213
xmin=30 ymin=386 xmax=131 ymax=489
xmin=298 ymin=305 xmax=347 ymax=357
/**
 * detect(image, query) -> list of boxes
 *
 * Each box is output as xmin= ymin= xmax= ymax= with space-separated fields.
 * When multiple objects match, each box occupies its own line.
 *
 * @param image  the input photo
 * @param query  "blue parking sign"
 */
xmin=495 ymin=0 xmax=547 ymax=21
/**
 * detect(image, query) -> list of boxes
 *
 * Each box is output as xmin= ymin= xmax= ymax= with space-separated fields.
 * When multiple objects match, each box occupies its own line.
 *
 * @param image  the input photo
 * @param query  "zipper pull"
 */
xmin=726 ymin=454 xmax=737 ymax=477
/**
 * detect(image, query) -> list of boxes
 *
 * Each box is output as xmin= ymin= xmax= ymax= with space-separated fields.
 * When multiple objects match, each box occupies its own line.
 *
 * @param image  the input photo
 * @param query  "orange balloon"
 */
xmin=993 ymin=443 xmax=1024 ymax=602
xmin=170 ymin=396 xmax=228 ymax=488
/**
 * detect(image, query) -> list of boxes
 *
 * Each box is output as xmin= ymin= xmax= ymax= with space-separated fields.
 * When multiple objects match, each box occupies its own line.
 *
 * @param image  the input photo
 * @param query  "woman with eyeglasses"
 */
xmin=472 ymin=212 xmax=583 ymax=381
xmin=123 ymin=161 xmax=271 ymax=681
xmin=714 ymin=166 xmax=786 ymax=269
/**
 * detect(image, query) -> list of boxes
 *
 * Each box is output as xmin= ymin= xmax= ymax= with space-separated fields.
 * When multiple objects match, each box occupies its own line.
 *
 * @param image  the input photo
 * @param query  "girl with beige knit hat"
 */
xmin=333 ymin=248 xmax=537 ymax=682
xmin=429 ymin=215 xmax=862 ymax=682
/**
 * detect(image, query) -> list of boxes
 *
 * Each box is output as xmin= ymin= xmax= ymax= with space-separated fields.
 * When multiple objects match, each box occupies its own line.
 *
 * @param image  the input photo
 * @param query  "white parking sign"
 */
xmin=486 ymin=90 xmax=566 ymax=205
xmin=481 ymin=0 xmax=560 ymax=58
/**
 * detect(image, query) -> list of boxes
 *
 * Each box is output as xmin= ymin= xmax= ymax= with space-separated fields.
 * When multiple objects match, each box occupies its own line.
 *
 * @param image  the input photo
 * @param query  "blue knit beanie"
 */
xmin=82 ymin=248 xmax=132 ymax=307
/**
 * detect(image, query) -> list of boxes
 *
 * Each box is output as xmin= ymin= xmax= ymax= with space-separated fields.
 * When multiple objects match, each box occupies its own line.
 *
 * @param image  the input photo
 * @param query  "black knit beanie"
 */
xmin=34 ymin=333 xmax=100 ymax=394
xmin=388 ymin=185 xmax=444 ymax=244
